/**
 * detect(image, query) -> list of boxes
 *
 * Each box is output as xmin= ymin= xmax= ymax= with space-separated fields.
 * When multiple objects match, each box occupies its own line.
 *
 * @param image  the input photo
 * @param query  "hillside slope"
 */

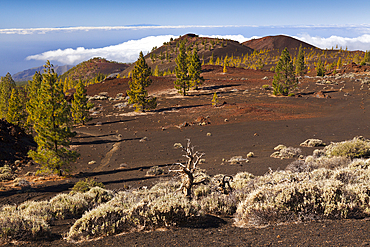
xmin=59 ymin=57 xmax=129 ymax=83
xmin=12 ymin=65 xmax=73 ymax=82
xmin=242 ymin=35 xmax=319 ymax=55
xmin=121 ymin=34 xmax=254 ymax=76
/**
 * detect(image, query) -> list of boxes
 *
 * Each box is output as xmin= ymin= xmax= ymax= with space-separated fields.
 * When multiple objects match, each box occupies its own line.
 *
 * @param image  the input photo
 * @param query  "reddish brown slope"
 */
xmin=243 ymin=35 xmax=320 ymax=57
xmin=121 ymin=34 xmax=254 ymax=76
xmin=243 ymin=35 xmax=318 ymax=51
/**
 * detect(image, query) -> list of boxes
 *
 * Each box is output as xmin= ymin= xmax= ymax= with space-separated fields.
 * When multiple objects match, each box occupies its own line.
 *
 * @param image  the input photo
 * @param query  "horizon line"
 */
xmin=1 ymin=24 xmax=370 ymax=35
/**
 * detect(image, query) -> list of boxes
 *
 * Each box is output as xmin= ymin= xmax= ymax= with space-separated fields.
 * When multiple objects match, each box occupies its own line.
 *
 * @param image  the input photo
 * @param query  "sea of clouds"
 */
xmin=25 ymin=33 xmax=370 ymax=66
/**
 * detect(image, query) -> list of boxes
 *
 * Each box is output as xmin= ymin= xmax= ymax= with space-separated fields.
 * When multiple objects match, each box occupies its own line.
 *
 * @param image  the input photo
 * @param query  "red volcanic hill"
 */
xmin=121 ymin=33 xmax=254 ymax=76
xmin=59 ymin=57 xmax=129 ymax=83
xmin=243 ymin=35 xmax=320 ymax=55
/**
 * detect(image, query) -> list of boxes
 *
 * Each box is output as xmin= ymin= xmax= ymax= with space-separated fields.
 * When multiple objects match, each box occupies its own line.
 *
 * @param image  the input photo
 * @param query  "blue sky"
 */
xmin=1 ymin=0 xmax=370 ymax=76
xmin=2 ymin=0 xmax=370 ymax=28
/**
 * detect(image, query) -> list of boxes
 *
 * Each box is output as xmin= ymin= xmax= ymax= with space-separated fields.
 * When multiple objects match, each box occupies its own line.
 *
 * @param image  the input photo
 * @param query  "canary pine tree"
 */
xmin=188 ymin=46 xmax=204 ymax=89
xmin=6 ymin=88 xmax=26 ymax=127
xmin=28 ymin=61 xmax=78 ymax=176
xmin=0 ymin=72 xmax=16 ymax=119
xmin=26 ymin=71 xmax=42 ymax=131
xmin=272 ymin=48 xmax=297 ymax=96
xmin=127 ymin=51 xmax=156 ymax=111
xmin=71 ymin=79 xmax=92 ymax=125
xmin=174 ymin=42 xmax=191 ymax=96
xmin=295 ymin=45 xmax=305 ymax=76
xmin=316 ymin=57 xmax=325 ymax=76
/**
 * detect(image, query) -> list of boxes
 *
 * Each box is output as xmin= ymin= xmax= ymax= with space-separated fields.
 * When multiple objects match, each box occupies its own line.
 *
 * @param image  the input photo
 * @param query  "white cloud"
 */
xmin=295 ymin=34 xmax=370 ymax=51
xmin=199 ymin=34 xmax=261 ymax=43
xmin=26 ymin=35 xmax=176 ymax=64
xmin=0 ymin=25 xmax=255 ymax=35
xmin=26 ymin=33 xmax=370 ymax=66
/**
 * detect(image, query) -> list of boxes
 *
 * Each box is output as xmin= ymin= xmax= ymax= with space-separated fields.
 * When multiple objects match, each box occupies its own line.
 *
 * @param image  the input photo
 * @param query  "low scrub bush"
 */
xmin=271 ymin=146 xmax=302 ymax=159
xmin=0 ymin=165 xmax=15 ymax=181
xmin=324 ymin=136 xmax=370 ymax=158
xmin=235 ymin=163 xmax=370 ymax=227
xmin=71 ymin=178 xmax=105 ymax=193
xmin=0 ymin=187 xmax=113 ymax=241
xmin=66 ymin=192 xmax=201 ymax=241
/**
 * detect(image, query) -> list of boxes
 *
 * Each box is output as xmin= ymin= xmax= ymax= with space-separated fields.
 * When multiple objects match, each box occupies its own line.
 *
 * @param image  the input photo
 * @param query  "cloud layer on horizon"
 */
xmin=2 ymin=24 xmax=370 ymax=35
xmin=26 ymin=34 xmax=370 ymax=65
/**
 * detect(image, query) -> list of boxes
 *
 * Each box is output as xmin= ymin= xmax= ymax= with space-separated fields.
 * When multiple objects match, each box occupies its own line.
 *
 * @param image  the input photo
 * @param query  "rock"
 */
xmin=88 ymin=160 xmax=96 ymax=165
xmin=146 ymin=166 xmax=164 ymax=176
xmin=25 ymin=171 xmax=34 ymax=176
xmin=247 ymin=152 xmax=254 ymax=158
xmin=228 ymin=156 xmax=249 ymax=164
xmin=174 ymin=143 xmax=183 ymax=149
xmin=300 ymin=139 xmax=325 ymax=147
xmin=119 ymin=163 xmax=128 ymax=168
xmin=99 ymin=92 xmax=108 ymax=96
xmin=95 ymin=122 xmax=102 ymax=126
xmin=113 ymin=102 xmax=127 ymax=110
xmin=139 ymin=137 xmax=149 ymax=142
xmin=206 ymin=132 xmax=212 ymax=136
xmin=315 ymin=91 xmax=330 ymax=98
xmin=271 ymin=147 xmax=302 ymax=159
xmin=274 ymin=144 xmax=286 ymax=151
xmin=178 ymin=121 xmax=189 ymax=128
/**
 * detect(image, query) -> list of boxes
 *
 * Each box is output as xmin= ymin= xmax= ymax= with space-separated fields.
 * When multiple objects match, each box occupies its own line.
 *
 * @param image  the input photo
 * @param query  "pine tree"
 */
xmin=223 ymin=56 xmax=228 ymax=73
xmin=272 ymin=48 xmax=297 ymax=96
xmin=28 ymin=61 xmax=78 ymax=176
xmin=174 ymin=42 xmax=190 ymax=96
xmin=71 ymin=80 xmax=92 ymax=125
xmin=337 ymin=57 xmax=342 ymax=70
xmin=6 ymin=88 xmax=26 ymax=127
xmin=295 ymin=45 xmax=305 ymax=76
xmin=153 ymin=65 xmax=159 ymax=77
xmin=127 ymin=52 xmax=156 ymax=111
xmin=211 ymin=92 xmax=219 ymax=106
xmin=0 ymin=72 xmax=16 ymax=119
xmin=26 ymin=72 xmax=42 ymax=131
xmin=208 ymin=53 xmax=214 ymax=65
xmin=316 ymin=57 xmax=325 ymax=76
xmin=361 ymin=50 xmax=370 ymax=65
xmin=188 ymin=47 xmax=204 ymax=90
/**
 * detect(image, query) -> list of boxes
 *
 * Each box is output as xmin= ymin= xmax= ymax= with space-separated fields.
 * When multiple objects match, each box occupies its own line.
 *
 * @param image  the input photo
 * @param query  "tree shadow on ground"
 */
xmin=153 ymin=104 xmax=204 ymax=113
xmin=75 ymin=164 xmax=171 ymax=178
xmin=200 ymin=84 xmax=241 ymax=91
xmin=74 ymin=133 xmax=118 ymax=139
xmin=179 ymin=215 xmax=227 ymax=229
xmin=71 ymin=137 xmax=141 ymax=146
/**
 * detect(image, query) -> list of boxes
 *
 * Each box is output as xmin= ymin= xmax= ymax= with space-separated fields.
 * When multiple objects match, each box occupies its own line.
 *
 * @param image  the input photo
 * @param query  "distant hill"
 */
xmin=59 ymin=57 xmax=129 ymax=83
xmin=242 ymin=35 xmax=319 ymax=56
xmin=121 ymin=33 xmax=254 ymax=76
xmin=12 ymin=65 xmax=74 ymax=82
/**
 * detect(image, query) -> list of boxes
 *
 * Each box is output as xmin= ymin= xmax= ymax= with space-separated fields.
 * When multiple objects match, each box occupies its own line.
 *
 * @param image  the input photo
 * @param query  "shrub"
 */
xmin=234 ymin=174 xmax=370 ymax=227
xmin=146 ymin=166 xmax=164 ymax=176
xmin=271 ymin=146 xmax=302 ymax=159
xmin=66 ymin=192 xmax=200 ymax=241
xmin=300 ymin=139 xmax=325 ymax=147
xmin=71 ymin=178 xmax=105 ymax=193
xmin=0 ymin=165 xmax=15 ymax=181
xmin=0 ymin=187 xmax=113 ymax=241
xmin=199 ymin=192 xmax=237 ymax=215
xmin=324 ymin=136 xmax=370 ymax=158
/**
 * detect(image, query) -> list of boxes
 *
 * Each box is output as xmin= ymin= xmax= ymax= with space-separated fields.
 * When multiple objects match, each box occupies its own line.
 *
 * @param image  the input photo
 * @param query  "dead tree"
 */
xmin=169 ymin=139 xmax=205 ymax=198
xmin=216 ymin=175 xmax=233 ymax=195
